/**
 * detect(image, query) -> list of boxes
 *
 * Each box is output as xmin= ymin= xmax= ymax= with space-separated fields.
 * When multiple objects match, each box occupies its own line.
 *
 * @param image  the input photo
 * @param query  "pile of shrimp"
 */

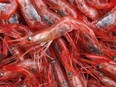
xmin=0 ymin=0 xmax=116 ymax=87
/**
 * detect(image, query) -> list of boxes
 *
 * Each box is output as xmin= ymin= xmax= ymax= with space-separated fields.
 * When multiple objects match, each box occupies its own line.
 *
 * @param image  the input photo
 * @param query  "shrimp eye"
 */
xmin=99 ymin=73 xmax=103 ymax=76
xmin=10 ymin=46 xmax=15 ymax=49
xmin=111 ymin=56 xmax=116 ymax=60
xmin=28 ymin=36 xmax=32 ymax=41
xmin=62 ymin=80 xmax=68 ymax=86
xmin=67 ymin=72 xmax=73 ymax=76
xmin=97 ymin=64 xmax=102 ymax=68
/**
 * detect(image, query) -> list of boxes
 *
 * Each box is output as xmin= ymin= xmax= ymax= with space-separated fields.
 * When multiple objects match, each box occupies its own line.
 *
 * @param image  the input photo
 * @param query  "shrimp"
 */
xmin=46 ymin=0 xmax=81 ymax=18
xmin=32 ymin=0 xmax=80 ymax=57
xmin=75 ymin=0 xmax=100 ymax=20
xmin=84 ymin=55 xmax=116 ymax=81
xmin=86 ymin=0 xmax=116 ymax=9
xmin=32 ymin=0 xmax=61 ymax=26
xmin=18 ymin=0 xmax=48 ymax=31
xmin=3 ymin=65 xmax=39 ymax=87
xmin=0 ymin=0 xmax=18 ymax=19
xmin=51 ymin=60 xmax=70 ymax=87
xmin=47 ymin=47 xmax=69 ymax=87
xmin=95 ymin=6 xmax=116 ymax=29
xmin=0 ymin=69 xmax=21 ymax=80
xmin=10 ymin=16 xmax=100 ymax=50
xmin=91 ymin=69 xmax=116 ymax=87
xmin=53 ymin=38 xmax=86 ymax=87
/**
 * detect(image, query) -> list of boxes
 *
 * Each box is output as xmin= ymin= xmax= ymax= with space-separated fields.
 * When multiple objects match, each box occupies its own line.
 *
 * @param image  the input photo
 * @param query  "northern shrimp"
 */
xmin=90 ymin=69 xmax=116 ymax=87
xmin=83 ymin=55 xmax=116 ymax=81
xmin=3 ymin=65 xmax=39 ymax=87
xmin=95 ymin=6 xmax=116 ymax=29
xmin=0 ymin=0 xmax=18 ymax=19
xmin=8 ymin=17 xmax=100 ymax=52
xmin=18 ymin=0 xmax=48 ymax=31
xmin=32 ymin=0 xmax=61 ymax=26
xmin=86 ymin=0 xmax=116 ymax=9
xmin=32 ymin=0 xmax=81 ymax=57
xmin=47 ymin=46 xmax=69 ymax=87
xmin=80 ymin=59 xmax=116 ymax=87
xmin=53 ymin=38 xmax=86 ymax=87
xmin=46 ymin=0 xmax=81 ymax=19
xmin=75 ymin=0 xmax=100 ymax=20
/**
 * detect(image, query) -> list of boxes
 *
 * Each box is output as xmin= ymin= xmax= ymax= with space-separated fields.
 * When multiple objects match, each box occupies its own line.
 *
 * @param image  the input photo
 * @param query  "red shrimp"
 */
xmin=53 ymin=38 xmax=86 ymax=87
xmin=80 ymin=60 xmax=116 ymax=87
xmin=51 ymin=60 xmax=70 ymax=87
xmin=84 ymin=55 xmax=116 ymax=81
xmin=75 ymin=0 xmax=100 ymax=20
xmin=86 ymin=0 xmax=116 ymax=9
xmin=10 ymin=17 xmax=100 ymax=50
xmin=32 ymin=0 xmax=80 ymax=58
xmin=18 ymin=0 xmax=48 ymax=31
xmin=32 ymin=0 xmax=61 ymax=26
xmin=0 ymin=0 xmax=18 ymax=19
xmin=91 ymin=69 xmax=116 ymax=87
xmin=0 ymin=69 xmax=21 ymax=81
xmin=95 ymin=6 xmax=116 ymax=29
xmin=3 ymin=65 xmax=39 ymax=87
xmin=47 ymin=47 xmax=69 ymax=87
xmin=46 ymin=0 xmax=81 ymax=18
xmin=46 ymin=64 xmax=58 ymax=87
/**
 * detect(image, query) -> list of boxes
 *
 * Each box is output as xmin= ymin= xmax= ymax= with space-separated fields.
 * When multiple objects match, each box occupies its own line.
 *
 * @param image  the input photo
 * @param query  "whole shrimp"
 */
xmin=53 ymin=38 xmax=86 ymax=87
xmin=80 ymin=59 xmax=116 ymax=87
xmin=47 ymin=47 xmax=69 ymax=87
xmin=0 ymin=0 xmax=18 ymax=19
xmin=84 ymin=55 xmax=116 ymax=81
xmin=3 ymin=65 xmax=39 ymax=87
xmin=75 ymin=0 xmax=100 ymax=20
xmin=95 ymin=6 xmax=116 ymax=29
xmin=86 ymin=0 xmax=116 ymax=9
xmin=46 ymin=0 xmax=81 ymax=18
xmin=32 ymin=0 xmax=61 ymax=26
xmin=32 ymin=0 xmax=81 ymax=57
xmin=18 ymin=0 xmax=48 ymax=31
xmin=10 ymin=16 xmax=100 ymax=52
xmin=91 ymin=69 xmax=116 ymax=87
